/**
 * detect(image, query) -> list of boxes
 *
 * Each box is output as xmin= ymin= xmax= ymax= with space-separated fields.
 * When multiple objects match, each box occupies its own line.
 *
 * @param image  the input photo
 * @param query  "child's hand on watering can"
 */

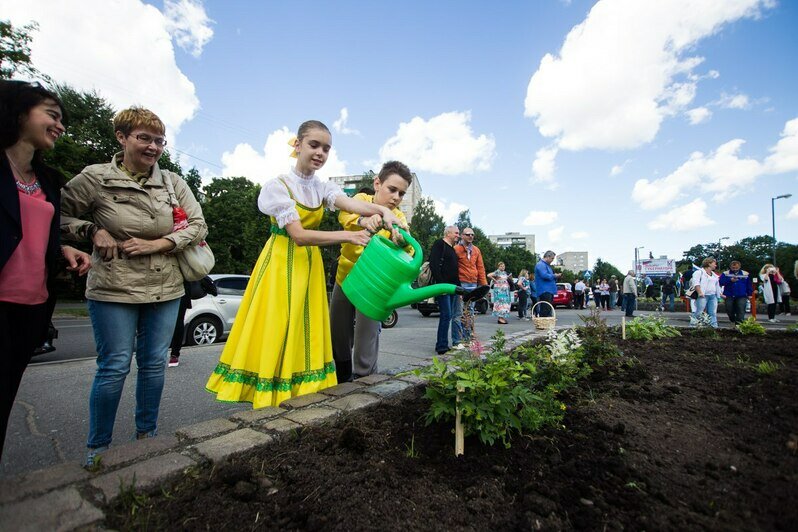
xmin=359 ymin=214 xmax=383 ymax=234
xmin=349 ymin=229 xmax=372 ymax=246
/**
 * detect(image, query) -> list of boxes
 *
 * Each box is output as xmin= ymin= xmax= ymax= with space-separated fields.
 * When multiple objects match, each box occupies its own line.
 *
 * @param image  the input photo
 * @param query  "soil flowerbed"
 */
xmin=107 ymin=330 xmax=797 ymax=530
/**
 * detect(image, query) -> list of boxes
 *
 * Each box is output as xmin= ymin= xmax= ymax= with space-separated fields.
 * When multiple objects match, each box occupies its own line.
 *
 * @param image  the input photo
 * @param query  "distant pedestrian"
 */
xmin=430 ymin=226 xmax=461 ymax=353
xmin=609 ymin=276 xmax=619 ymax=309
xmin=453 ymin=227 xmax=487 ymax=343
xmin=574 ymin=278 xmax=586 ymax=309
xmin=599 ymin=279 xmax=610 ymax=310
xmin=642 ymin=274 xmax=654 ymax=298
xmin=691 ymin=257 xmax=721 ymax=328
xmin=776 ymin=267 xmax=791 ymax=315
xmin=516 ymin=269 xmax=530 ymax=320
xmin=718 ymin=261 xmax=752 ymax=324
xmin=534 ymin=251 xmax=560 ymax=317
xmin=660 ymin=276 xmax=676 ymax=312
xmin=759 ymin=264 xmax=781 ymax=322
xmin=488 ymin=261 xmax=512 ymax=324
xmin=623 ymin=270 xmax=637 ymax=317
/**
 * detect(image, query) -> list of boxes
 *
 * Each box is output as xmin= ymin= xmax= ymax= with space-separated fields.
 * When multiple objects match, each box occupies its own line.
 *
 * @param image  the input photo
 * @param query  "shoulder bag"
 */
xmin=162 ymin=174 xmax=215 ymax=281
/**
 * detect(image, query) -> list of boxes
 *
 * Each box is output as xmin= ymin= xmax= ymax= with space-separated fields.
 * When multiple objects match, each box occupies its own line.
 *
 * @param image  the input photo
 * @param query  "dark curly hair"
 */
xmin=0 ymin=80 xmax=65 ymax=150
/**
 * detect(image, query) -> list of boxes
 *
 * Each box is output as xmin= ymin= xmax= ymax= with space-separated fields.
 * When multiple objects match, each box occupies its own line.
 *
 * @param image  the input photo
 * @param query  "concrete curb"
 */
xmin=0 ymin=326 xmax=555 ymax=530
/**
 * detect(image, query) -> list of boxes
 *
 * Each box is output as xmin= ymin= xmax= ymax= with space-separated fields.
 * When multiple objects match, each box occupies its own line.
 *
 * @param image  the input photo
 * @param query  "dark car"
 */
xmin=414 ymin=295 xmax=489 ymax=316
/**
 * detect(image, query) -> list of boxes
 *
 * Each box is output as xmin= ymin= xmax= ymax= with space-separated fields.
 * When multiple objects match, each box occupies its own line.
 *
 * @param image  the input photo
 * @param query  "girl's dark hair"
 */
xmin=297 ymin=120 xmax=330 ymax=140
xmin=0 ymin=80 xmax=65 ymax=150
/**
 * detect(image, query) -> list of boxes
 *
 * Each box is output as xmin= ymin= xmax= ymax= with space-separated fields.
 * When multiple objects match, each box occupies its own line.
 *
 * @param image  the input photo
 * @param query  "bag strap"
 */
xmin=161 ymin=172 xmax=180 ymax=208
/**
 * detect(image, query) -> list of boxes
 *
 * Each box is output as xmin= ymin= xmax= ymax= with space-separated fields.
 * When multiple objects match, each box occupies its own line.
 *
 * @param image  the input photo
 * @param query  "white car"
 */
xmin=183 ymin=274 xmax=250 ymax=345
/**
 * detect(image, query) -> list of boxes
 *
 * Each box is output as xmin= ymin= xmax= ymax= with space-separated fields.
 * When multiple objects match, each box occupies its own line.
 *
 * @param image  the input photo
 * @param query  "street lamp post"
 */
xmin=634 ymin=246 xmax=645 ymax=277
xmin=718 ymin=236 xmax=730 ymax=259
xmin=772 ymin=194 xmax=792 ymax=265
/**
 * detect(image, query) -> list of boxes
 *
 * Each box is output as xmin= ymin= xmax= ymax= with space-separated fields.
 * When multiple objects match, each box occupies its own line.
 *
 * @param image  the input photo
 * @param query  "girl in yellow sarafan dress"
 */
xmin=206 ymin=121 xmax=407 ymax=408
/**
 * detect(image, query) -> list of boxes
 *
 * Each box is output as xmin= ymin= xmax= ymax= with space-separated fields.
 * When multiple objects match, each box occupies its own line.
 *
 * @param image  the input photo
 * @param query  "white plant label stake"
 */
xmin=455 ymin=385 xmax=464 ymax=456
xmin=622 ymin=316 xmax=626 ymax=340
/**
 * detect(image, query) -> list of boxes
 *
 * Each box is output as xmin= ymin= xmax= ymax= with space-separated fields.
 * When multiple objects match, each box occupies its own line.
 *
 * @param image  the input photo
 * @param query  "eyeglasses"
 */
xmin=131 ymin=133 xmax=167 ymax=147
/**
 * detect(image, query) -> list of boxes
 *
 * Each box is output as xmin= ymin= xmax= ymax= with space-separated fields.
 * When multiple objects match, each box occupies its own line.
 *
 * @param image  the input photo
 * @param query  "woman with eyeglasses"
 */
xmin=60 ymin=107 xmax=208 ymax=467
xmin=0 ymin=80 xmax=92 ymax=461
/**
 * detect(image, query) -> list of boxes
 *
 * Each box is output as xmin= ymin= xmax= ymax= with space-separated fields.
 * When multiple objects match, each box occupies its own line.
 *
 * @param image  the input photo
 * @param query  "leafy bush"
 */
xmin=577 ymin=307 xmax=620 ymax=364
xmin=626 ymin=315 xmax=682 ymax=341
xmin=737 ymin=317 xmax=766 ymax=336
xmin=414 ymin=329 xmax=588 ymax=448
xmin=786 ymin=323 xmax=798 ymax=333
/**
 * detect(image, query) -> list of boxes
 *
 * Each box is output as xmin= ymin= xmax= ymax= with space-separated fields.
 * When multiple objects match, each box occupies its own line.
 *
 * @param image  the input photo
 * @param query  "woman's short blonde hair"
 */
xmin=113 ymin=107 xmax=165 ymax=136
xmin=701 ymin=257 xmax=716 ymax=268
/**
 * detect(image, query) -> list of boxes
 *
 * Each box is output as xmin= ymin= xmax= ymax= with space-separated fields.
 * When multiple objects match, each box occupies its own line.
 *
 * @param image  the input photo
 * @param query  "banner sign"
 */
xmin=634 ymin=258 xmax=676 ymax=277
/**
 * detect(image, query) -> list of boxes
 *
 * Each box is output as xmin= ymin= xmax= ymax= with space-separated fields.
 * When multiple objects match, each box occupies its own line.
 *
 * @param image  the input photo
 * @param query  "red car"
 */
xmin=552 ymin=282 xmax=574 ymax=308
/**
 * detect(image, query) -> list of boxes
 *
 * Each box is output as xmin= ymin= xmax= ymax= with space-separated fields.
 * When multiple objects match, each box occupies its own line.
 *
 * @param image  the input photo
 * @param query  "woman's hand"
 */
xmin=92 ymin=228 xmax=119 ymax=261
xmin=119 ymin=237 xmax=174 ymax=257
xmin=379 ymin=208 xmax=407 ymax=232
xmin=348 ymin=230 xmax=372 ymax=247
xmin=62 ymin=246 xmax=92 ymax=275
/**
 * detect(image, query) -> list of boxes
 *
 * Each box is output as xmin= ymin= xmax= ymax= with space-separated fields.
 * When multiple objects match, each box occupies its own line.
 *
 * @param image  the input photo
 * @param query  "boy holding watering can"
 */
xmin=330 ymin=161 xmax=414 ymax=382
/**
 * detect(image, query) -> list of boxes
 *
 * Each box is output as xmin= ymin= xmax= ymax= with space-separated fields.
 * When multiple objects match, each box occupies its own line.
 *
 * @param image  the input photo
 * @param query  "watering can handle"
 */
xmin=394 ymin=226 xmax=423 ymax=270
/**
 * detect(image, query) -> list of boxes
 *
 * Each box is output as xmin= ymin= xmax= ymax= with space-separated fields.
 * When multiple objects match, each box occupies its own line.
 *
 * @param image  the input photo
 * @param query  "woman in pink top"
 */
xmin=0 ymin=80 xmax=91 ymax=461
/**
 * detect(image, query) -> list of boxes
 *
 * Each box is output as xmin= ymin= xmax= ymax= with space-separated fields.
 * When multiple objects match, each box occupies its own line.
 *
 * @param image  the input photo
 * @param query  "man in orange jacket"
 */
xmin=452 ymin=228 xmax=488 ymax=346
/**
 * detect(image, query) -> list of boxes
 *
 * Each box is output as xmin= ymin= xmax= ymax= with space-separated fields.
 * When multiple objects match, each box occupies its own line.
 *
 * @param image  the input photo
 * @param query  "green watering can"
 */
xmin=342 ymin=228 xmax=487 ymax=322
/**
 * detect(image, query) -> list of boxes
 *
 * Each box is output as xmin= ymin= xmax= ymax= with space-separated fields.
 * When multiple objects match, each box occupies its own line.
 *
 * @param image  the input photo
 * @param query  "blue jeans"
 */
xmin=452 ymin=282 xmax=477 ymax=344
xmin=435 ymin=294 xmax=457 ymax=353
xmin=624 ymin=294 xmax=636 ymax=317
xmin=693 ymin=294 xmax=718 ymax=328
xmin=87 ymin=298 xmax=181 ymax=449
xmin=661 ymin=292 xmax=675 ymax=312
xmin=609 ymin=292 xmax=618 ymax=308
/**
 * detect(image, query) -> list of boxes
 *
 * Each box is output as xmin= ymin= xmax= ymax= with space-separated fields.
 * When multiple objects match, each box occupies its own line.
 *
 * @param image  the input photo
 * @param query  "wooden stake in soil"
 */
xmin=622 ymin=316 xmax=626 ymax=340
xmin=455 ymin=385 xmax=464 ymax=457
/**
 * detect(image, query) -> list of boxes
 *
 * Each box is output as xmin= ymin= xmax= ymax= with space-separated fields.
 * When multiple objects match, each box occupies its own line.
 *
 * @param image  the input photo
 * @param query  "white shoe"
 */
xmin=451 ymin=344 xmax=467 ymax=351
xmin=769 ymin=318 xmax=778 ymax=323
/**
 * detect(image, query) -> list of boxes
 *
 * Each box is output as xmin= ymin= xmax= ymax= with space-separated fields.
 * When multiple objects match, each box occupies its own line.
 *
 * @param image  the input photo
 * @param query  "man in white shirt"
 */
xmin=574 ymin=279 xmax=586 ymax=309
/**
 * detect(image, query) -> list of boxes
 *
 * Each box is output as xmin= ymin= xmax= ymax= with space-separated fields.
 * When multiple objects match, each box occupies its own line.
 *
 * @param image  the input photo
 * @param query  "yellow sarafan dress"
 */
xmin=206 ymin=181 xmax=337 ymax=408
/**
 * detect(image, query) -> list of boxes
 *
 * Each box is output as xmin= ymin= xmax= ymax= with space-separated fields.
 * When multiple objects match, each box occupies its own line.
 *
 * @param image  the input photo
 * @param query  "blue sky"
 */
xmin=6 ymin=0 xmax=797 ymax=270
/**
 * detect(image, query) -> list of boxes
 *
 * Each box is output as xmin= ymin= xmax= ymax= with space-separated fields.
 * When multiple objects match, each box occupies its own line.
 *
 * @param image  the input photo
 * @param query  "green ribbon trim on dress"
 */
xmin=211 ymin=361 xmax=336 ymax=393
xmin=270 ymin=225 xmax=288 ymax=236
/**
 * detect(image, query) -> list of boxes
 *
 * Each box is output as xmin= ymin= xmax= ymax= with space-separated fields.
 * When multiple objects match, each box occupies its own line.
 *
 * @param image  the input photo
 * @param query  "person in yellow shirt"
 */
xmin=330 ymin=161 xmax=414 ymax=381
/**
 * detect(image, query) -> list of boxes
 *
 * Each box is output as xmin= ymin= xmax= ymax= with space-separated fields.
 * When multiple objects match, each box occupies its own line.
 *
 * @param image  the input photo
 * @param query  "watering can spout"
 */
xmin=387 ymin=283 xmax=459 ymax=310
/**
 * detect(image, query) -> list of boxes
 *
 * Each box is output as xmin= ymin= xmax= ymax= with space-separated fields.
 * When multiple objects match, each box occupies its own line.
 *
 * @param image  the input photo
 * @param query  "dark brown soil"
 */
xmin=107 ymin=331 xmax=797 ymax=531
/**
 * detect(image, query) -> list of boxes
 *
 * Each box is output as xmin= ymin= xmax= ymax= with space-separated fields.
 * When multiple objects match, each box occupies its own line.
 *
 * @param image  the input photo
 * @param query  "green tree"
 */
xmin=592 ymin=258 xmax=624 ymax=281
xmin=0 ymin=20 xmax=47 ymax=80
xmin=43 ymin=85 xmax=117 ymax=177
xmin=184 ymin=167 xmax=204 ymax=201
xmin=500 ymin=244 xmax=537 ymax=277
xmin=202 ymin=177 xmax=269 ymax=274
xmin=409 ymin=197 xmax=445 ymax=260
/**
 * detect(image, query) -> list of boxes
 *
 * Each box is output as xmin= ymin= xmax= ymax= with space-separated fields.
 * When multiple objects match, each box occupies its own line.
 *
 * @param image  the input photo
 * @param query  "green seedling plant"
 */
xmin=737 ymin=317 xmax=766 ymax=336
xmin=404 ymin=435 xmax=419 ymax=458
xmin=576 ymin=307 xmax=620 ymax=364
xmin=786 ymin=323 xmax=798 ymax=333
xmin=414 ymin=329 xmax=588 ymax=448
xmin=626 ymin=315 xmax=681 ymax=341
xmin=755 ymin=360 xmax=778 ymax=375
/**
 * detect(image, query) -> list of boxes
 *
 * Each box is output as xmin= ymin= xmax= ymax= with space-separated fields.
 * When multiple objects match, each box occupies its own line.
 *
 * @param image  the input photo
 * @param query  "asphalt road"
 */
xmin=5 ymin=305 xmax=793 ymax=478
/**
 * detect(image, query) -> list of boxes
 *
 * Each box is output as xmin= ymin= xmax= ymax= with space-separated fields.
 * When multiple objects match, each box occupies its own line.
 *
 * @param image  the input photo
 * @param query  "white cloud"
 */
xmin=5 ymin=0 xmax=205 ymax=133
xmin=379 ymin=112 xmax=495 ymax=175
xmin=432 ymin=199 xmax=468 ymax=224
xmin=609 ymin=159 xmax=632 ymax=176
xmin=531 ymin=146 xmax=558 ymax=187
xmin=523 ymin=210 xmax=559 ymax=226
xmin=717 ymin=92 xmax=750 ymax=110
xmin=787 ymin=204 xmax=798 ymax=220
xmin=524 ymin=0 xmax=772 ymax=152
xmin=571 ymin=231 xmax=589 ymax=239
xmin=221 ymin=127 xmax=347 ymax=184
xmin=648 ymin=199 xmax=715 ymax=231
xmin=333 ymin=107 xmax=360 ymax=136
xmin=163 ymin=0 xmax=214 ymax=58
xmin=747 ymin=214 xmax=759 ymax=225
xmin=686 ymin=107 xmax=712 ymax=125
xmin=547 ymin=226 xmax=565 ymax=243
xmin=634 ymin=115 xmax=798 ymax=211
xmin=764 ymin=117 xmax=798 ymax=174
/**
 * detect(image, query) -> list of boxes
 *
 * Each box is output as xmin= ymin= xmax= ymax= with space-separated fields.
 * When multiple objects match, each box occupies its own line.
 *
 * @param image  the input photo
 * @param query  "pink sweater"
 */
xmin=0 ymin=188 xmax=54 ymax=304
